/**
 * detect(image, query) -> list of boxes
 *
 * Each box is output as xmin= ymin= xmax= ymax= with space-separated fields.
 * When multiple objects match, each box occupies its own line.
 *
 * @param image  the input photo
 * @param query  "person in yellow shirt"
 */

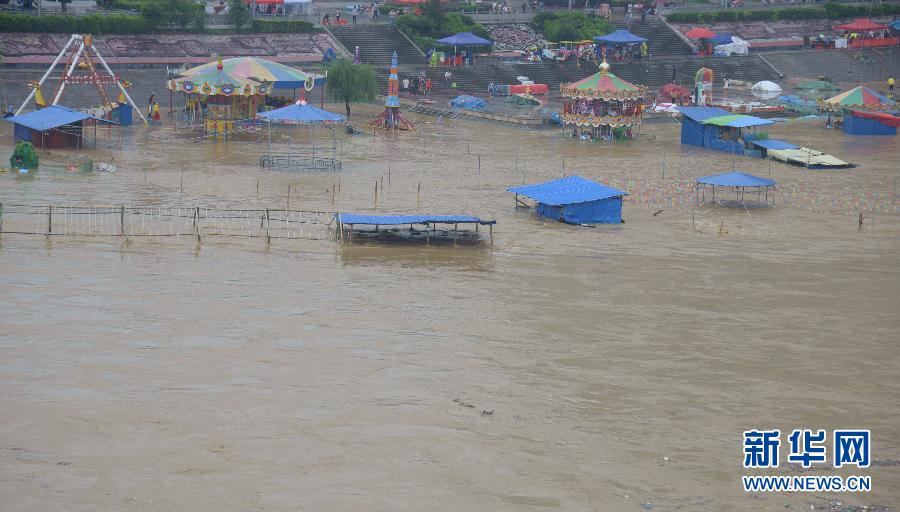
xmin=888 ymin=75 xmax=894 ymax=93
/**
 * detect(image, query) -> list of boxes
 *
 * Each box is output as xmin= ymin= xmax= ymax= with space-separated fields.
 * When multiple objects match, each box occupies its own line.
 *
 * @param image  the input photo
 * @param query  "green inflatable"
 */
xmin=10 ymin=141 xmax=39 ymax=170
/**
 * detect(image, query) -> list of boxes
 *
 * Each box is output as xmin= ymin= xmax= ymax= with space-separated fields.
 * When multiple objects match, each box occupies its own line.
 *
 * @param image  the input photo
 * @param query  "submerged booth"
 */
xmin=677 ymin=107 xmax=774 ymax=156
xmin=842 ymin=110 xmax=899 ymax=136
xmin=508 ymin=175 xmax=628 ymax=225
xmin=696 ymin=172 xmax=776 ymax=207
xmin=5 ymin=105 xmax=119 ymax=149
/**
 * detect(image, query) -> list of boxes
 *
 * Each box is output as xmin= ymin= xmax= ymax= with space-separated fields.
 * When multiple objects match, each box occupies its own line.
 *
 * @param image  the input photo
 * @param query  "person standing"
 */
xmin=888 ymin=75 xmax=895 ymax=93
xmin=352 ymin=5 xmax=358 ymax=24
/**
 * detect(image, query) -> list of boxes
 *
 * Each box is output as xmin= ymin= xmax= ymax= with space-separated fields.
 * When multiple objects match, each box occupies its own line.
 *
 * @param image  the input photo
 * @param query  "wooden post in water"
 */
xmin=331 ymin=181 xmax=336 ymax=206
xmin=180 ymin=164 xmax=184 ymax=201
xmin=0 ymin=202 xmax=4 ymax=236
xmin=374 ymin=180 xmax=379 ymax=208
xmin=120 ymin=205 xmax=125 ymax=236
xmin=287 ymin=185 xmax=291 ymax=211
xmin=194 ymin=206 xmax=201 ymax=242
xmin=265 ymin=208 xmax=271 ymax=243
xmin=256 ymin=179 xmax=260 ymax=199
xmin=416 ymin=181 xmax=421 ymax=208
xmin=47 ymin=205 xmax=52 ymax=237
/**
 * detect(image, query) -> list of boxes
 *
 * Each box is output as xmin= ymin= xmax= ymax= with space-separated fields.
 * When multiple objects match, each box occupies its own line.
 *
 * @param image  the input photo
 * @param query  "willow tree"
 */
xmin=325 ymin=58 xmax=377 ymax=119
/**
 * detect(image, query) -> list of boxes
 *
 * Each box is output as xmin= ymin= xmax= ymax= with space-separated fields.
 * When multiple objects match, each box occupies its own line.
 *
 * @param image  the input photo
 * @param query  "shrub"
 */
xmin=251 ymin=19 xmax=319 ymax=33
xmin=0 ymin=13 xmax=154 ymax=33
xmin=531 ymin=11 xmax=614 ymax=42
xmin=666 ymin=2 xmax=900 ymax=23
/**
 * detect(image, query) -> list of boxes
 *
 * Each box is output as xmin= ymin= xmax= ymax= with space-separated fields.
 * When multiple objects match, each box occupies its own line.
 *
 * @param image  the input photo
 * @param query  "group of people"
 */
xmin=322 ymin=2 xmax=380 ymax=25
xmin=401 ymin=72 xmax=433 ymax=96
xmin=490 ymin=1 xmax=540 ymax=14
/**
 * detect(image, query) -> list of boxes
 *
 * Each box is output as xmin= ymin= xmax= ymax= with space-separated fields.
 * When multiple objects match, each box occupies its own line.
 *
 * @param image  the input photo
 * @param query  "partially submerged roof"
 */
xmin=677 ymin=106 xmax=731 ymax=122
xmin=5 ymin=105 xmax=118 ymax=131
xmin=507 ymin=176 xmax=628 ymax=206
xmin=701 ymin=114 xmax=775 ymax=128
xmin=336 ymin=213 xmax=495 ymax=225
xmin=697 ymin=172 xmax=776 ymax=187
xmin=750 ymin=139 xmax=797 ymax=150
xmin=257 ymin=101 xmax=345 ymax=124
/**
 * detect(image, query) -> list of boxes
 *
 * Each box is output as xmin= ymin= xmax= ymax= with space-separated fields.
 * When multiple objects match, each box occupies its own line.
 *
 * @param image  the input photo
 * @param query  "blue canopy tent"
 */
xmin=256 ymin=101 xmax=346 ymax=171
xmin=335 ymin=213 xmax=496 ymax=244
xmin=695 ymin=171 xmax=776 ymax=206
xmin=507 ymin=175 xmax=628 ymax=225
xmin=436 ymin=32 xmax=492 ymax=46
xmin=435 ymin=32 xmax=492 ymax=65
xmin=593 ymin=30 xmax=647 ymax=45
xmin=5 ymin=105 xmax=119 ymax=149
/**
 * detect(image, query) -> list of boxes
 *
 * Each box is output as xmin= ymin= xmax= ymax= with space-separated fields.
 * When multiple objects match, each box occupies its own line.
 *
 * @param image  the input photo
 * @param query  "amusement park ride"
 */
xmin=15 ymin=34 xmax=146 ymax=124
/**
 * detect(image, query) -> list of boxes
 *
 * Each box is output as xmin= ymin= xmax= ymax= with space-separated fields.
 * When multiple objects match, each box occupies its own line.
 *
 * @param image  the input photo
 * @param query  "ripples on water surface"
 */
xmin=1 ymin=110 xmax=898 ymax=511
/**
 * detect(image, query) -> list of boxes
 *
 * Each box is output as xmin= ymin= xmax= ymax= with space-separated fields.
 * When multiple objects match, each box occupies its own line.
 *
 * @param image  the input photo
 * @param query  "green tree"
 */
xmin=325 ymin=58 xmax=377 ymax=118
xmin=227 ymin=0 xmax=251 ymax=32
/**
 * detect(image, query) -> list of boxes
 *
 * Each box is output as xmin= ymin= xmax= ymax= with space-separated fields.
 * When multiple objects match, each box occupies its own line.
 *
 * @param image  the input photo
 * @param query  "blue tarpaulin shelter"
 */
xmin=593 ymin=30 xmax=647 ymax=45
xmin=257 ymin=101 xmax=345 ymax=124
xmin=450 ymin=95 xmax=487 ymax=111
xmin=711 ymin=32 xmax=733 ymax=45
xmin=507 ymin=175 xmax=628 ymax=225
xmin=436 ymin=32 xmax=492 ymax=46
xmin=5 ymin=105 xmax=119 ymax=148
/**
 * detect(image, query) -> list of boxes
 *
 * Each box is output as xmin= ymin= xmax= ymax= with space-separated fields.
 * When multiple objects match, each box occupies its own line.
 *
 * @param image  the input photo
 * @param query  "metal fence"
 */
xmin=0 ymin=204 xmax=333 ymax=241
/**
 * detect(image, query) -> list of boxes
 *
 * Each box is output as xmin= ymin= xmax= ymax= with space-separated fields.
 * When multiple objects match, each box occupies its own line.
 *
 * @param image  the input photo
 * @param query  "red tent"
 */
xmin=833 ymin=18 xmax=888 ymax=32
xmin=684 ymin=27 xmax=716 ymax=39
xmin=658 ymin=83 xmax=691 ymax=102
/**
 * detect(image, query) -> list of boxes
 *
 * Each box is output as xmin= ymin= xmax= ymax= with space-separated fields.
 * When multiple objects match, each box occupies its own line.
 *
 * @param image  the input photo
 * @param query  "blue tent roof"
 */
xmin=5 ymin=105 xmax=118 ymax=131
xmin=436 ymin=32 xmax=492 ymax=46
xmin=697 ymin=172 xmax=776 ymax=187
xmin=677 ymin=106 xmax=731 ymax=122
xmin=337 ymin=213 xmax=494 ymax=225
xmin=890 ymin=20 xmax=900 ymax=30
xmin=701 ymin=114 xmax=775 ymax=128
xmin=257 ymin=101 xmax=346 ymax=124
xmin=594 ymin=29 xmax=647 ymax=44
xmin=750 ymin=139 xmax=797 ymax=150
xmin=507 ymin=176 xmax=628 ymax=206
xmin=711 ymin=32 xmax=733 ymax=44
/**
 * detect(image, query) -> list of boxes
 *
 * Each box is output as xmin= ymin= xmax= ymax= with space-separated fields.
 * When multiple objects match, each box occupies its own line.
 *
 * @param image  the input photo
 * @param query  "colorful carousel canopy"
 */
xmin=179 ymin=57 xmax=312 ymax=89
xmin=169 ymin=63 xmax=268 ymax=96
xmin=833 ymin=18 xmax=888 ymax=32
xmin=560 ymin=59 xmax=647 ymax=100
xmin=257 ymin=100 xmax=345 ymax=124
xmin=822 ymin=86 xmax=896 ymax=110
xmin=685 ymin=27 xmax=716 ymax=39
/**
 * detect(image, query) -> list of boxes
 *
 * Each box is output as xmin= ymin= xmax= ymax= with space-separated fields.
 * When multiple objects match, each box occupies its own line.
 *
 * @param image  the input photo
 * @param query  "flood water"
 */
xmin=1 ymin=107 xmax=898 ymax=511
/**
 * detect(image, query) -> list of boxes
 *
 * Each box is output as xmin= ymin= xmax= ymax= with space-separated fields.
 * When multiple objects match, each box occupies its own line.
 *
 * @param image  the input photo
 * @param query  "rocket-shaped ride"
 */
xmin=369 ymin=51 xmax=415 ymax=131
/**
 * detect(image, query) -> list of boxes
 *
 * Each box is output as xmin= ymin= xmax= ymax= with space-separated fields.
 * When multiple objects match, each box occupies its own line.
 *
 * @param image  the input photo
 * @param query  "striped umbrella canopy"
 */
xmin=560 ymin=59 xmax=646 ymax=100
xmin=168 ymin=66 xmax=267 ymax=97
xmin=180 ymin=57 xmax=311 ymax=89
xmin=822 ymin=86 xmax=895 ymax=110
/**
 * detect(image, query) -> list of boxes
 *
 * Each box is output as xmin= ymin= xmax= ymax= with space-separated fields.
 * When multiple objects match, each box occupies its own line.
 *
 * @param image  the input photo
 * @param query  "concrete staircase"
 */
xmin=613 ymin=19 xmax=694 ymax=58
xmin=327 ymin=24 xmax=424 ymax=67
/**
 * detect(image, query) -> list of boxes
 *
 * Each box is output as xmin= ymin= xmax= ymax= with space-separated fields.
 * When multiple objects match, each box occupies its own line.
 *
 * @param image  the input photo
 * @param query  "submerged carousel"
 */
xmin=560 ymin=57 xmax=647 ymax=141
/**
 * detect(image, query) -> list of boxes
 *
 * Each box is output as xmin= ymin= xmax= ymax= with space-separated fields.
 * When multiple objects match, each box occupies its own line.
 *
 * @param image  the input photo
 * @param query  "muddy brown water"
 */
xmin=1 ymin=106 xmax=898 ymax=511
